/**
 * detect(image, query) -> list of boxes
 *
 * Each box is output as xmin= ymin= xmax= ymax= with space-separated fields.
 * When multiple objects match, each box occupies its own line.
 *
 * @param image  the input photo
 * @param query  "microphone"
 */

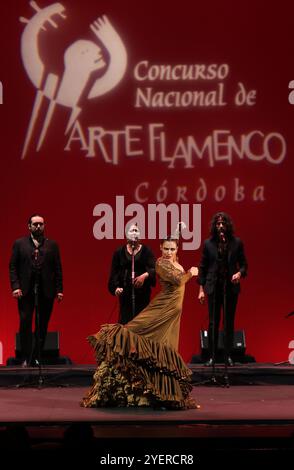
xmin=219 ymin=231 xmax=226 ymax=243
xmin=173 ymin=221 xmax=187 ymax=239
xmin=130 ymin=238 xmax=137 ymax=251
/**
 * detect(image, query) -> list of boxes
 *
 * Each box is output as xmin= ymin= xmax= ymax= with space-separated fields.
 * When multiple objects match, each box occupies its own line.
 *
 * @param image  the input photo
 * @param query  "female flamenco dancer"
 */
xmin=82 ymin=235 xmax=199 ymax=410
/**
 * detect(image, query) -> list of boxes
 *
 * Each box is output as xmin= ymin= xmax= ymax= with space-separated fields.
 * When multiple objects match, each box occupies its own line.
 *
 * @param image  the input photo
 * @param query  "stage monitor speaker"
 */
xmin=15 ymin=331 xmax=60 ymax=359
xmin=200 ymin=329 xmax=246 ymax=358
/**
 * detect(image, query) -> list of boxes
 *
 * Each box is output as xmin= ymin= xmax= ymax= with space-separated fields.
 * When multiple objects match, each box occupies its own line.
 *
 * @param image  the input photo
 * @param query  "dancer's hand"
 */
xmin=189 ymin=267 xmax=198 ymax=277
xmin=57 ymin=293 xmax=64 ymax=302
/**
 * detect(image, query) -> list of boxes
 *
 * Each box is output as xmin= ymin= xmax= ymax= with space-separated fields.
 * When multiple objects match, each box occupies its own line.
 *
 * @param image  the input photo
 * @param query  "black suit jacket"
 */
xmin=9 ymin=236 xmax=63 ymax=298
xmin=198 ymin=237 xmax=248 ymax=295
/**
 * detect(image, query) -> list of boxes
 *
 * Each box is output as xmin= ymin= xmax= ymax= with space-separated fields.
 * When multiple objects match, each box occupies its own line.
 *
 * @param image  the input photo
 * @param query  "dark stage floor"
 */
xmin=1 ymin=361 xmax=294 ymax=387
xmin=0 ymin=363 xmax=294 ymax=465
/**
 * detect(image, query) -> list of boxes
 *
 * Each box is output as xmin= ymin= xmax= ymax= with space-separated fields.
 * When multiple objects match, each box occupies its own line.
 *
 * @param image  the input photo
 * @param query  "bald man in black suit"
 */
xmin=9 ymin=214 xmax=63 ymax=366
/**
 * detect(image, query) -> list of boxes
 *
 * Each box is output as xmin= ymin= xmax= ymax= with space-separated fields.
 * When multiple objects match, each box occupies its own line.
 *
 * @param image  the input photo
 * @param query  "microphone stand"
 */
xmin=33 ymin=265 xmax=44 ymax=388
xmin=209 ymin=286 xmax=219 ymax=384
xmin=196 ymin=285 xmax=225 ymax=387
xmin=16 ymin=248 xmax=45 ymax=389
xmin=197 ymin=235 xmax=229 ymax=387
xmin=15 ymin=244 xmax=68 ymax=389
xmin=217 ymin=232 xmax=230 ymax=387
xmin=222 ymin=274 xmax=230 ymax=387
xmin=206 ymin=278 xmax=228 ymax=386
xmin=131 ymin=240 xmax=136 ymax=319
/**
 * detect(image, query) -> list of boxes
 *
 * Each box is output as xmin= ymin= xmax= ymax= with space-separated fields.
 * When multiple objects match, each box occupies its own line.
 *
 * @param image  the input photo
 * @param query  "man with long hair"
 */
xmin=198 ymin=212 xmax=248 ymax=366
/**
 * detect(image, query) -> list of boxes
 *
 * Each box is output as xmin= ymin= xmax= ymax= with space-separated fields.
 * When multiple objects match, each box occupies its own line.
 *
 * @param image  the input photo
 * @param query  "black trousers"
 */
xmin=207 ymin=282 xmax=239 ymax=359
xmin=18 ymin=289 xmax=54 ymax=362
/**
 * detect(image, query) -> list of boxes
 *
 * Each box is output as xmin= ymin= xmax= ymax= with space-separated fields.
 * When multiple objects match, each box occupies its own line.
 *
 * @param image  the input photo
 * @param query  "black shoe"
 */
xmin=28 ymin=358 xmax=40 ymax=367
xmin=204 ymin=358 xmax=214 ymax=367
xmin=227 ymin=356 xmax=234 ymax=367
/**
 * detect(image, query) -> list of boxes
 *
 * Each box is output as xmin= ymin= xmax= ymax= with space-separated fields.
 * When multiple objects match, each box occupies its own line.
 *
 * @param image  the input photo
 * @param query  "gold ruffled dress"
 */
xmin=81 ymin=257 xmax=196 ymax=409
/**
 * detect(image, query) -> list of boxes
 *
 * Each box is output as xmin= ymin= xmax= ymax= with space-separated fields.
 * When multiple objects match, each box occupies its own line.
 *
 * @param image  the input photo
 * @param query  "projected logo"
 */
xmin=20 ymin=1 xmax=127 ymax=159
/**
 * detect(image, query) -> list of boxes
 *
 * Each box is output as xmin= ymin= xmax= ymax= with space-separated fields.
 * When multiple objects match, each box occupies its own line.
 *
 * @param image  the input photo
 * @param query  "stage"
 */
xmin=0 ymin=363 xmax=294 ymax=465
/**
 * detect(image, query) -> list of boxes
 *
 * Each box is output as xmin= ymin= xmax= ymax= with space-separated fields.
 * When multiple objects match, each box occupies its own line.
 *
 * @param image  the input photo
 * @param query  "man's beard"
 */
xmin=32 ymin=230 xmax=44 ymax=240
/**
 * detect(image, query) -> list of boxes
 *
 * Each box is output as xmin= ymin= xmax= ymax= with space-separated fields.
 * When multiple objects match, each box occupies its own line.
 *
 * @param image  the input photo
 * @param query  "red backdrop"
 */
xmin=0 ymin=0 xmax=293 ymax=364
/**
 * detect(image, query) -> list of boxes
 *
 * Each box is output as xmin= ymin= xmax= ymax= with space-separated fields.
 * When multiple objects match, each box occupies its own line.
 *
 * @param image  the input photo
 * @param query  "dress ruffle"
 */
xmin=81 ymin=323 xmax=196 ymax=409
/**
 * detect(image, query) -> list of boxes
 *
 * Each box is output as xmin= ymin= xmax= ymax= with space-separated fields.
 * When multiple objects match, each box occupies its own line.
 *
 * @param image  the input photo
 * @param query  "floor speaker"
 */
xmin=200 ymin=329 xmax=246 ymax=359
